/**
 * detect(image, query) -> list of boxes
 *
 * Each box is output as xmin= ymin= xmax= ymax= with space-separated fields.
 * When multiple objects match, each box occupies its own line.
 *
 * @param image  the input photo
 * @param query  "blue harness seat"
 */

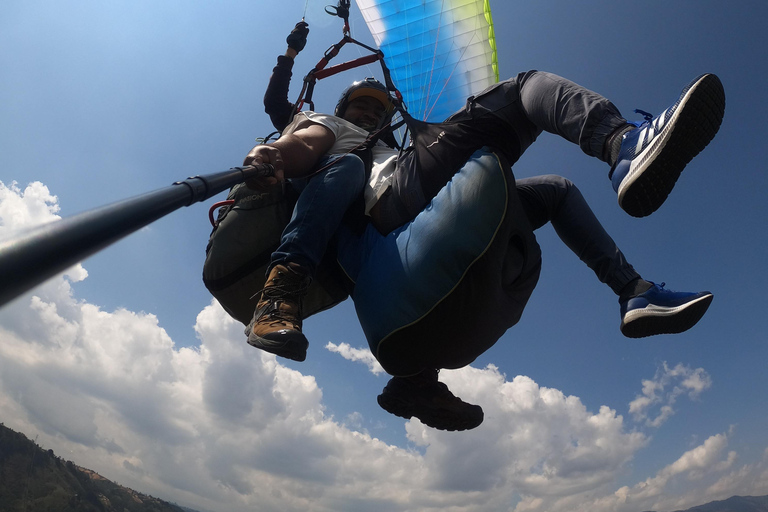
xmin=337 ymin=149 xmax=541 ymax=376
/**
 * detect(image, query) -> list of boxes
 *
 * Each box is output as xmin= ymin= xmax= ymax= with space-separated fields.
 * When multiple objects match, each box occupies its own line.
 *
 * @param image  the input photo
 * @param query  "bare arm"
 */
xmin=243 ymin=120 xmax=336 ymax=188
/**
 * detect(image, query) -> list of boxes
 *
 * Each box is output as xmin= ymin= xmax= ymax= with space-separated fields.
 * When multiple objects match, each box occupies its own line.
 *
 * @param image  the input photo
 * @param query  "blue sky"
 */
xmin=1 ymin=1 xmax=767 ymax=511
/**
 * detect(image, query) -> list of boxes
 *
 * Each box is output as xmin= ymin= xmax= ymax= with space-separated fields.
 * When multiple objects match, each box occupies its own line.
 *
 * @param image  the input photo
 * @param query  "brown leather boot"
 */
xmin=246 ymin=262 xmax=311 ymax=361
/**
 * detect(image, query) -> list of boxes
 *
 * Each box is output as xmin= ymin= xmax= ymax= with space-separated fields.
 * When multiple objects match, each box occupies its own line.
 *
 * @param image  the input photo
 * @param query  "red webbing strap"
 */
xmin=294 ymin=35 xmax=406 ymax=124
xmin=294 ymin=36 xmax=353 ymax=112
xmin=311 ymin=37 xmax=351 ymax=75
xmin=313 ymin=53 xmax=382 ymax=80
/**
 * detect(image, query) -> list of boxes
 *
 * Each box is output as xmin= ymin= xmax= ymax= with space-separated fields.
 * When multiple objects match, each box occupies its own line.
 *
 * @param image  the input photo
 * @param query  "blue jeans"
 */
xmin=269 ymin=154 xmax=366 ymax=276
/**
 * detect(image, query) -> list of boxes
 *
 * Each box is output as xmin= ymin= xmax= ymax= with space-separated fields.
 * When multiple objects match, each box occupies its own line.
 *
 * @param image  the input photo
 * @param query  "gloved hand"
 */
xmin=286 ymin=21 xmax=310 ymax=53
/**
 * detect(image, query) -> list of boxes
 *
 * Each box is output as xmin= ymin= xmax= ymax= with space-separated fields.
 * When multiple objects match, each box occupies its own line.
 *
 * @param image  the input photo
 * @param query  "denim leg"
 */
xmin=516 ymin=175 xmax=640 ymax=294
xmin=270 ymin=154 xmax=366 ymax=276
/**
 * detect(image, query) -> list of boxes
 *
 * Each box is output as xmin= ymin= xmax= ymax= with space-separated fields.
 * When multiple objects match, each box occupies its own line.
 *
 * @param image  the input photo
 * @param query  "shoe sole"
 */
xmin=618 ymin=74 xmax=725 ymax=217
xmin=377 ymin=393 xmax=484 ymax=431
xmin=247 ymin=331 xmax=308 ymax=362
xmin=621 ymin=293 xmax=713 ymax=338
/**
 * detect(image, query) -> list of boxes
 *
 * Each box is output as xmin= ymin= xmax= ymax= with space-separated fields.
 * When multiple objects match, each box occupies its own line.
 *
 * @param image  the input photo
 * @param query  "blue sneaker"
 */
xmin=620 ymin=282 xmax=713 ymax=338
xmin=611 ymin=74 xmax=725 ymax=217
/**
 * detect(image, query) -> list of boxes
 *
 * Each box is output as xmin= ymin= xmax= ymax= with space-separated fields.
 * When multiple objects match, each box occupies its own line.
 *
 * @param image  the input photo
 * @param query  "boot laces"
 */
xmin=253 ymin=268 xmax=311 ymax=327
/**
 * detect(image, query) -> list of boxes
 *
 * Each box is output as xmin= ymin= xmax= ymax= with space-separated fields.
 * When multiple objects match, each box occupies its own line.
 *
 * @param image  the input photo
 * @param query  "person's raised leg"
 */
xmin=472 ymin=71 xmax=725 ymax=217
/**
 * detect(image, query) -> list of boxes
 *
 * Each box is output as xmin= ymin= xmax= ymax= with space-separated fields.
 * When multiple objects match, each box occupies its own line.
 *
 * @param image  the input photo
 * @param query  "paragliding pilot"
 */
xmin=209 ymin=20 xmax=725 ymax=432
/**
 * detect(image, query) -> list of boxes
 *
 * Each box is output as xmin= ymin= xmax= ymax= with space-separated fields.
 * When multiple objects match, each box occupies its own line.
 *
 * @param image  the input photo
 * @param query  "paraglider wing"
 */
xmin=355 ymin=0 xmax=499 ymax=122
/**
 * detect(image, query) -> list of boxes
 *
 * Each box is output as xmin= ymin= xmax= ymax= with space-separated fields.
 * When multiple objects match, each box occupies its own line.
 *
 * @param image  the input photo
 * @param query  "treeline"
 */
xmin=0 ymin=423 xmax=189 ymax=512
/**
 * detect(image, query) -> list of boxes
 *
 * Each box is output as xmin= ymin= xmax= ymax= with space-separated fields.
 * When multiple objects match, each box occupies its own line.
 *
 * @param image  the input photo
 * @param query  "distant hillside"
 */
xmin=642 ymin=495 xmax=768 ymax=512
xmin=0 ymin=423 xmax=193 ymax=512
xmin=670 ymin=495 xmax=768 ymax=512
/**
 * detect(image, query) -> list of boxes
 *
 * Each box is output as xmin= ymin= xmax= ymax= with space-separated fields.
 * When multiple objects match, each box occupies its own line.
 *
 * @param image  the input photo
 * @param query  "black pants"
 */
xmin=373 ymin=70 xmax=626 ymax=234
xmin=516 ymin=175 xmax=639 ymax=295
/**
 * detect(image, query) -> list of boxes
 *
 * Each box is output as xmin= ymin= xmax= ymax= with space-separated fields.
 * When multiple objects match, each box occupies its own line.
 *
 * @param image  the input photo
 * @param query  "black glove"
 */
xmin=286 ymin=21 xmax=309 ymax=53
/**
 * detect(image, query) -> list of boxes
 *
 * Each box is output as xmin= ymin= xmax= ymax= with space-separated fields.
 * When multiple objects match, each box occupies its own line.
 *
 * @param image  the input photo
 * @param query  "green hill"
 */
xmin=0 ymin=423 xmax=191 ymax=512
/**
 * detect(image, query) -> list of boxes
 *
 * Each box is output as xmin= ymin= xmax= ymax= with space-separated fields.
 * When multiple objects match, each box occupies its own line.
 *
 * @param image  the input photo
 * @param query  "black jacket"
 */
xmin=263 ymin=55 xmax=296 ymax=132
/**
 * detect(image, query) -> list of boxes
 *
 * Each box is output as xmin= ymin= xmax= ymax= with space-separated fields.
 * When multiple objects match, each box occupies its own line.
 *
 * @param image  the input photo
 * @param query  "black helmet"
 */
xmin=334 ymin=78 xmax=395 ymax=119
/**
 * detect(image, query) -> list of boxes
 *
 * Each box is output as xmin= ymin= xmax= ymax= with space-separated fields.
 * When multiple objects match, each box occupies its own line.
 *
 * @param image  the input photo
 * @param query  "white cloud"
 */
xmin=532 ymin=432 xmax=767 ymax=512
xmin=1 ymin=182 xmax=767 ymax=512
xmin=0 ymin=279 xmax=652 ymax=512
xmin=2 ymin=283 xmax=766 ymax=512
xmin=612 ymin=433 xmax=748 ymax=511
xmin=0 ymin=180 xmax=87 ymax=286
xmin=0 ymin=294 xmax=428 ymax=511
xmin=326 ymin=341 xmax=385 ymax=375
xmin=664 ymin=433 xmax=729 ymax=478
xmin=628 ymin=362 xmax=712 ymax=427
xmin=406 ymin=367 xmax=648 ymax=499
xmin=0 ymin=181 xmax=60 ymax=235
xmin=705 ymin=460 xmax=768 ymax=501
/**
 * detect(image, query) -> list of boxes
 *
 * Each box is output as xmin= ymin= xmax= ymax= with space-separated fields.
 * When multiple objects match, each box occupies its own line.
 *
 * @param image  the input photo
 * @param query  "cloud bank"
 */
xmin=629 ymin=362 xmax=713 ymax=428
xmin=1 ymin=181 xmax=766 ymax=512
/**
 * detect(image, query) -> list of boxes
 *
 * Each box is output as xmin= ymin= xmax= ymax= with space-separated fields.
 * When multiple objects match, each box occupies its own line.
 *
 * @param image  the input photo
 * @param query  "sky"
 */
xmin=1 ymin=1 xmax=768 ymax=511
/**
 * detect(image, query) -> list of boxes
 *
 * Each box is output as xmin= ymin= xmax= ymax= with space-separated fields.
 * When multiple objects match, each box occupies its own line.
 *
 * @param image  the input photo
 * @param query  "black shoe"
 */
xmin=377 ymin=369 xmax=484 ymax=431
